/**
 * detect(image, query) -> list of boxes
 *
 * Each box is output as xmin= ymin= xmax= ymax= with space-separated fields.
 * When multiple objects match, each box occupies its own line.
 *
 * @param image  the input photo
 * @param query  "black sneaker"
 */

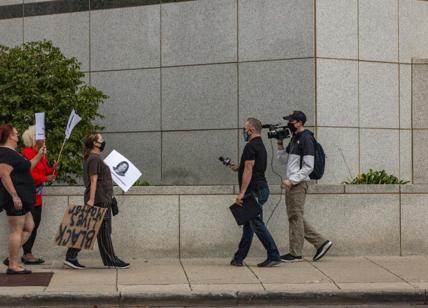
xmin=257 ymin=259 xmax=281 ymax=268
xmin=3 ymin=258 xmax=9 ymax=266
xmin=280 ymin=253 xmax=303 ymax=262
xmin=109 ymin=259 xmax=130 ymax=269
xmin=230 ymin=259 xmax=243 ymax=267
xmin=313 ymin=240 xmax=333 ymax=261
xmin=64 ymin=259 xmax=86 ymax=270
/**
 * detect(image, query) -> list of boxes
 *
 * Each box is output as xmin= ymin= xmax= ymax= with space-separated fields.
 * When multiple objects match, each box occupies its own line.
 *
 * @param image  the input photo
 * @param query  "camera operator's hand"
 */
xmin=281 ymin=179 xmax=293 ymax=189
xmin=229 ymin=164 xmax=239 ymax=172
xmin=277 ymin=138 xmax=285 ymax=150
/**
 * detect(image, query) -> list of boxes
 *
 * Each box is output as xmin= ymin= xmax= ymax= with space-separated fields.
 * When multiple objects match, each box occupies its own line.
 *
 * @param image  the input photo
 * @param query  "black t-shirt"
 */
xmin=0 ymin=147 xmax=36 ymax=206
xmin=238 ymin=137 xmax=268 ymax=192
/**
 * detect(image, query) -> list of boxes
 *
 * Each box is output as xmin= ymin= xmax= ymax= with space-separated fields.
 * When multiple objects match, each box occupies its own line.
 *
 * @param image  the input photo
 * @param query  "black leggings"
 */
xmin=22 ymin=206 xmax=42 ymax=255
xmin=66 ymin=205 xmax=117 ymax=266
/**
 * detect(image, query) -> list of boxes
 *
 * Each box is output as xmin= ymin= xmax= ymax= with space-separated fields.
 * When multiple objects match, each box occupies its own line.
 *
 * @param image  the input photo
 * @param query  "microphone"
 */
xmin=219 ymin=156 xmax=232 ymax=167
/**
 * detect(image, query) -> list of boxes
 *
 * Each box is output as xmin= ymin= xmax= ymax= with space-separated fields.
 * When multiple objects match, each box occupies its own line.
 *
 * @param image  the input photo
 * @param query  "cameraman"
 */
xmin=277 ymin=111 xmax=332 ymax=262
xmin=229 ymin=118 xmax=281 ymax=268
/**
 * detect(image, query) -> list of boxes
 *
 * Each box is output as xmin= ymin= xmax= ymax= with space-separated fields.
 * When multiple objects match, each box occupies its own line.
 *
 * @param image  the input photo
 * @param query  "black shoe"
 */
xmin=280 ymin=253 xmax=303 ymax=263
xmin=257 ymin=259 xmax=281 ymax=267
xmin=22 ymin=257 xmax=45 ymax=265
xmin=3 ymin=258 xmax=9 ymax=266
xmin=230 ymin=259 xmax=243 ymax=267
xmin=64 ymin=259 xmax=86 ymax=270
xmin=313 ymin=240 xmax=333 ymax=261
xmin=109 ymin=259 xmax=130 ymax=269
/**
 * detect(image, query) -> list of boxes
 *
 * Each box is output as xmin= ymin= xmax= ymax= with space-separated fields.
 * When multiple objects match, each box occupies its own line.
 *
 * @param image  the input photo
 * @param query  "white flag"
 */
xmin=35 ymin=112 xmax=45 ymax=140
xmin=65 ymin=109 xmax=81 ymax=140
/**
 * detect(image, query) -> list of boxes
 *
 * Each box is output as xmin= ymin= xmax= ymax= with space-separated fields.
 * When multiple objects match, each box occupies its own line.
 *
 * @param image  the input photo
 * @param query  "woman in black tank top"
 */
xmin=0 ymin=124 xmax=45 ymax=275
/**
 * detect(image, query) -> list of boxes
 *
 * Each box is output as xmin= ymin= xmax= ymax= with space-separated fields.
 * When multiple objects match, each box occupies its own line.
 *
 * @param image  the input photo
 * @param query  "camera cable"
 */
xmin=265 ymin=139 xmax=286 ymax=226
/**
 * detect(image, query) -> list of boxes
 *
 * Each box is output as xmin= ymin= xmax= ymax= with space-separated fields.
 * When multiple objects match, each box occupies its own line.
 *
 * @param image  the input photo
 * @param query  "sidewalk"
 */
xmin=1 ymin=256 xmax=428 ymax=306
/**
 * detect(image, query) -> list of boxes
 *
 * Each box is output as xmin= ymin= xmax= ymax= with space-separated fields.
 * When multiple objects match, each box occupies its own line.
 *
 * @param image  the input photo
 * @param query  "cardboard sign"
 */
xmin=104 ymin=150 xmax=142 ymax=192
xmin=65 ymin=109 xmax=81 ymax=140
xmin=55 ymin=204 xmax=107 ymax=250
xmin=35 ymin=112 xmax=45 ymax=140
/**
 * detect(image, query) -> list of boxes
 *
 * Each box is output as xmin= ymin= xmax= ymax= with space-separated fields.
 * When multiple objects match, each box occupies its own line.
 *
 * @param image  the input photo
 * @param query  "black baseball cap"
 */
xmin=283 ymin=111 xmax=307 ymax=123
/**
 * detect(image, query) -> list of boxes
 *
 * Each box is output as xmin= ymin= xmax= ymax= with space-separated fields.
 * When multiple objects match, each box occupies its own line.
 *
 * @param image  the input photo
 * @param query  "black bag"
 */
xmin=229 ymin=193 xmax=261 ymax=225
xmin=300 ymin=130 xmax=326 ymax=180
xmin=111 ymin=197 xmax=119 ymax=216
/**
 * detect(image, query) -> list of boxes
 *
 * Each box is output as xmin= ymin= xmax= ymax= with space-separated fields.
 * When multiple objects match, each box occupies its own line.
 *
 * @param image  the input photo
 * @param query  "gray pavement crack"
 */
xmin=179 ymin=259 xmax=193 ymax=292
xmin=307 ymin=260 xmax=342 ymax=290
xmin=365 ymin=257 xmax=416 ymax=289
xmin=244 ymin=262 xmax=266 ymax=291
xmin=115 ymin=268 xmax=119 ymax=292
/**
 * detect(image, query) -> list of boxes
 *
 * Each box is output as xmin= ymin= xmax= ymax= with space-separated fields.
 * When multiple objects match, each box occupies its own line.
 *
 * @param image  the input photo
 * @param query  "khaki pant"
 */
xmin=286 ymin=182 xmax=326 ymax=256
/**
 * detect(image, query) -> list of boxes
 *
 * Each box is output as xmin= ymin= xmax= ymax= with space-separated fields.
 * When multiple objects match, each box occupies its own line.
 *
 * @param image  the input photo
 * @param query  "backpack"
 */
xmin=299 ymin=130 xmax=326 ymax=180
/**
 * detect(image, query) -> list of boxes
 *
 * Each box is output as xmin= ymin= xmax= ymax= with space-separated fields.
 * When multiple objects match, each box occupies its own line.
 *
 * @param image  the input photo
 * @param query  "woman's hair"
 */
xmin=83 ymin=133 xmax=100 ymax=159
xmin=0 ymin=124 xmax=14 ymax=145
xmin=22 ymin=125 xmax=36 ymax=147
xmin=113 ymin=161 xmax=129 ymax=175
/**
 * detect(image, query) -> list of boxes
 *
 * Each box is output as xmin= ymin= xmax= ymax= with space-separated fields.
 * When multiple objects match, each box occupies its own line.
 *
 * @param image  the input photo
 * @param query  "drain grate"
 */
xmin=0 ymin=272 xmax=53 ymax=287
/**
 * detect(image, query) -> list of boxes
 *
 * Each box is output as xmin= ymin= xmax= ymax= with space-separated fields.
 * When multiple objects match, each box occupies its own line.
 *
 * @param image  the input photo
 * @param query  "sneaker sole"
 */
xmin=281 ymin=258 xmax=304 ymax=263
xmin=313 ymin=241 xmax=333 ymax=261
xmin=63 ymin=260 xmax=85 ymax=270
xmin=258 ymin=260 xmax=282 ymax=267
xmin=107 ymin=265 xmax=130 ymax=269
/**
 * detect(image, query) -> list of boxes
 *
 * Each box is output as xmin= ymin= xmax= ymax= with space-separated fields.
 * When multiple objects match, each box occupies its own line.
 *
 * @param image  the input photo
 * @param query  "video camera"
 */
xmin=262 ymin=123 xmax=291 ymax=140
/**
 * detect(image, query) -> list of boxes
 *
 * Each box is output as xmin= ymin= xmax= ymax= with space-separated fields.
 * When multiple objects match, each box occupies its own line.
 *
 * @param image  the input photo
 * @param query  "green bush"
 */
xmin=343 ymin=169 xmax=410 ymax=184
xmin=0 ymin=40 xmax=107 ymax=184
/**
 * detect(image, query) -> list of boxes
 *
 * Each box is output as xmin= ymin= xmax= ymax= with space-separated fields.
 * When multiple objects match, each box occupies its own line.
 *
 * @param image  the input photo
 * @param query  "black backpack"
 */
xmin=299 ymin=130 xmax=326 ymax=180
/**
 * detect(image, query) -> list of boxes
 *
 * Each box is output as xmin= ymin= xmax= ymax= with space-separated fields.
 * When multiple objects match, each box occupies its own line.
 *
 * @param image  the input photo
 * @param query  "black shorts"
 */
xmin=2 ymin=201 xmax=33 ymax=217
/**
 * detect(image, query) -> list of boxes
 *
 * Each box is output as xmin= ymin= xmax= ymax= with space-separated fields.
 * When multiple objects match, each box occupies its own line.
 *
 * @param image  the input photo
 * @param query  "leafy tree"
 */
xmin=0 ymin=40 xmax=107 ymax=184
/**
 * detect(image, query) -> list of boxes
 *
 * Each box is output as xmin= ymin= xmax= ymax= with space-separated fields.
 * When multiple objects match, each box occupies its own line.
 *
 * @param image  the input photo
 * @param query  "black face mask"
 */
xmin=287 ymin=122 xmax=297 ymax=133
xmin=97 ymin=141 xmax=106 ymax=152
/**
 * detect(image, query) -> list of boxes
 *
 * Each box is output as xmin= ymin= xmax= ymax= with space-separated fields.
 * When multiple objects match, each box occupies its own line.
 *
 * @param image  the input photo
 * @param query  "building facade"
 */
xmin=0 ymin=0 xmax=427 ymax=186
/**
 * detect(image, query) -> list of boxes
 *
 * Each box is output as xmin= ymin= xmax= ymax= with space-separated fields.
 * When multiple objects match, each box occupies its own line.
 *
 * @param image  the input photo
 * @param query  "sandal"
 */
xmin=6 ymin=268 xmax=32 ymax=275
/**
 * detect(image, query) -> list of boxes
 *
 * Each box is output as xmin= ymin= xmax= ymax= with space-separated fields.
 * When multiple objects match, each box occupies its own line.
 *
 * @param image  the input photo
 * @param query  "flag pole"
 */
xmin=56 ymin=136 xmax=67 ymax=164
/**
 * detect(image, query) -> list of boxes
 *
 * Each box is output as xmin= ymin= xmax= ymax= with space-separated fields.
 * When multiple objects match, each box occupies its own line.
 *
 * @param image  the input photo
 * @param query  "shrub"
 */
xmin=343 ymin=169 xmax=410 ymax=184
xmin=0 ymin=40 xmax=107 ymax=184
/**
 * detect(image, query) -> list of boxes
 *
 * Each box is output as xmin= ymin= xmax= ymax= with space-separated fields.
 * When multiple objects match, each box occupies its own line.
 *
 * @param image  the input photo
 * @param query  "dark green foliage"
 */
xmin=0 ymin=40 xmax=107 ymax=184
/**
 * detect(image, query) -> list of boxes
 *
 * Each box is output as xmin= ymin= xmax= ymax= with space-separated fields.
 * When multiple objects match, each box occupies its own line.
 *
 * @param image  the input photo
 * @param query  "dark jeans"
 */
xmin=23 ymin=206 xmax=42 ymax=255
xmin=233 ymin=186 xmax=280 ymax=262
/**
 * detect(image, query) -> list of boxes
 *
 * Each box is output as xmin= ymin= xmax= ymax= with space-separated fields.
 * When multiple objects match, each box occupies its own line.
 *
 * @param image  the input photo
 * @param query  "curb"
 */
xmin=0 ymin=290 xmax=426 ymax=306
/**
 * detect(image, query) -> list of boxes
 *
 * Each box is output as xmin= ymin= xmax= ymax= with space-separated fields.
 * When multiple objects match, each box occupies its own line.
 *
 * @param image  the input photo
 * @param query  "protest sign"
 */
xmin=104 ymin=150 xmax=142 ymax=192
xmin=35 ymin=112 xmax=45 ymax=140
xmin=65 ymin=109 xmax=81 ymax=140
xmin=55 ymin=204 xmax=107 ymax=250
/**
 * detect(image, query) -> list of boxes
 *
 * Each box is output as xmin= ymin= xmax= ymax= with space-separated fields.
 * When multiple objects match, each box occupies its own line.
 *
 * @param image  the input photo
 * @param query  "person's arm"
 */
xmin=86 ymin=174 xmax=98 ymax=207
xmin=0 ymin=163 xmax=22 ymax=210
xmin=288 ymin=136 xmax=315 ymax=185
xmin=30 ymin=146 xmax=46 ymax=171
xmin=236 ymin=160 xmax=254 ymax=205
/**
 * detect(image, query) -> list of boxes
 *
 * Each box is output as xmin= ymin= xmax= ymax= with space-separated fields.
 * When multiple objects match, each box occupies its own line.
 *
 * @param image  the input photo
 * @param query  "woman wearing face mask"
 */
xmin=64 ymin=133 xmax=129 ymax=269
xmin=0 ymin=124 xmax=45 ymax=274
xmin=20 ymin=125 xmax=59 ymax=265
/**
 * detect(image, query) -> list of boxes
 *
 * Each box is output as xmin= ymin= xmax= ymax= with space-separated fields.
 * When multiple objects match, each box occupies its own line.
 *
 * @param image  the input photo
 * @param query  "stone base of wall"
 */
xmin=1 ymin=184 xmax=427 ymax=259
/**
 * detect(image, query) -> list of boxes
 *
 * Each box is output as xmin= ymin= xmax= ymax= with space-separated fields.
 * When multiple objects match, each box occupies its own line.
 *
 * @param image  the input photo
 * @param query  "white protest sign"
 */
xmin=104 ymin=150 xmax=142 ymax=192
xmin=65 ymin=109 xmax=81 ymax=140
xmin=35 ymin=112 xmax=45 ymax=140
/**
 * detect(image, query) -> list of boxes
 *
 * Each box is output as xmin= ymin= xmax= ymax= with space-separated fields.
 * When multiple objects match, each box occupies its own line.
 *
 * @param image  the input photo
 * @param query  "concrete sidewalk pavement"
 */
xmin=1 ymin=256 xmax=428 ymax=306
